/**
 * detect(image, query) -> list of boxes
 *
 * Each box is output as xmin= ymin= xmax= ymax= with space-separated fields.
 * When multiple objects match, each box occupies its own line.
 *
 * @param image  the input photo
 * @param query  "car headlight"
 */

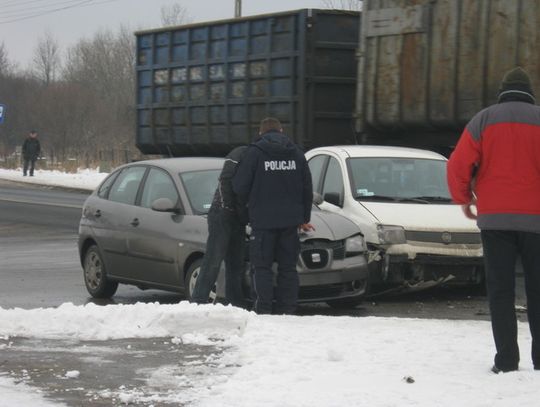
xmin=345 ymin=234 xmax=365 ymax=257
xmin=377 ymin=225 xmax=406 ymax=244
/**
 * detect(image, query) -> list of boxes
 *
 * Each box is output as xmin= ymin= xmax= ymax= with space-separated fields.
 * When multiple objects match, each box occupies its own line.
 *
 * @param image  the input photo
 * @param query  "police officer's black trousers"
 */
xmin=250 ymin=226 xmax=301 ymax=314
xmin=481 ymin=230 xmax=540 ymax=371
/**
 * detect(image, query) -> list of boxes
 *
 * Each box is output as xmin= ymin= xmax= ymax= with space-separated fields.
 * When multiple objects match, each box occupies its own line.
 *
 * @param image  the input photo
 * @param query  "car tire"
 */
xmin=326 ymin=295 xmax=363 ymax=309
xmin=185 ymin=258 xmax=216 ymax=303
xmin=83 ymin=244 xmax=119 ymax=298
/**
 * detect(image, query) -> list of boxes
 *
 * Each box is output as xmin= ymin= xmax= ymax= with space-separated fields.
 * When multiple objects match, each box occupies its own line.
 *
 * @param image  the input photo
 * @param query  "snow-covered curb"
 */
xmin=0 ymin=168 xmax=107 ymax=191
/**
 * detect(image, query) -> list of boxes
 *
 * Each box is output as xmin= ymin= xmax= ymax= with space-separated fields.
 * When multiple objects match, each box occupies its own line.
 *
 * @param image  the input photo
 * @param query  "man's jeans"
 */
xmin=191 ymin=208 xmax=246 ymax=306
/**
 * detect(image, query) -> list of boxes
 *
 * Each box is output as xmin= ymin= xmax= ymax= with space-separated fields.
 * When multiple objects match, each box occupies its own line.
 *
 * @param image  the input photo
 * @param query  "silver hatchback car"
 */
xmin=78 ymin=157 xmax=369 ymax=308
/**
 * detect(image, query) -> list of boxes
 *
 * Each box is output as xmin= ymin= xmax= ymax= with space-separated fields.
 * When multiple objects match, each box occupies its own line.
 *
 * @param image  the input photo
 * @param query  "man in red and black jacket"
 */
xmin=447 ymin=67 xmax=540 ymax=374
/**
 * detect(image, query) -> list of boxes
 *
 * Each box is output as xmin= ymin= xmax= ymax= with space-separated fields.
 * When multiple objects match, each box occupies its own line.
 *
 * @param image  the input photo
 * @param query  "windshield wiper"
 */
xmin=354 ymin=194 xmax=398 ymax=202
xmin=408 ymin=196 xmax=453 ymax=203
xmin=394 ymin=197 xmax=430 ymax=204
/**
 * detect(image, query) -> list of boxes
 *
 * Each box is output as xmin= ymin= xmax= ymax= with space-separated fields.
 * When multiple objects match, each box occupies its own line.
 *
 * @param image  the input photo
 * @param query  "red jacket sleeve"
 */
xmin=447 ymin=128 xmax=481 ymax=204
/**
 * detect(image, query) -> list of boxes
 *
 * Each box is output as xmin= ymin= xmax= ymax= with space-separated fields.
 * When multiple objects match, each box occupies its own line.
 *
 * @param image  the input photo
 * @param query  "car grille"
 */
xmin=405 ymin=230 xmax=481 ymax=245
xmin=301 ymin=249 xmax=329 ymax=269
xmin=300 ymin=240 xmax=346 ymax=269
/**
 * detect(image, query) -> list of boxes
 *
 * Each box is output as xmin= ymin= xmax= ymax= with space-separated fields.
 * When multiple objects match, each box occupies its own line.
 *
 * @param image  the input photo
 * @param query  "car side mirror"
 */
xmin=323 ymin=192 xmax=343 ymax=208
xmin=313 ymin=192 xmax=323 ymax=205
xmin=151 ymin=198 xmax=182 ymax=214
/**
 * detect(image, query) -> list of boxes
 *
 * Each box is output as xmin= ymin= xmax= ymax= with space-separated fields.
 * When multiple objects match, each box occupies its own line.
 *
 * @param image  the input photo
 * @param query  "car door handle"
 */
xmin=130 ymin=218 xmax=139 ymax=227
xmin=94 ymin=210 xmax=101 ymax=218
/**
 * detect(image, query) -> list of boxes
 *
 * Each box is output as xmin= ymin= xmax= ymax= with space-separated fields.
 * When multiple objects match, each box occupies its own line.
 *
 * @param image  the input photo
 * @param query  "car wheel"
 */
xmin=185 ymin=258 xmax=216 ymax=303
xmin=83 ymin=244 xmax=119 ymax=298
xmin=326 ymin=296 xmax=363 ymax=309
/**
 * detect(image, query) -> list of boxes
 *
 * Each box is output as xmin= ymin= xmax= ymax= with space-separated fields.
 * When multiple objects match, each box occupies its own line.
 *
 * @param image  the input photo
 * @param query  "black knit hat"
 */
xmin=498 ymin=67 xmax=535 ymax=102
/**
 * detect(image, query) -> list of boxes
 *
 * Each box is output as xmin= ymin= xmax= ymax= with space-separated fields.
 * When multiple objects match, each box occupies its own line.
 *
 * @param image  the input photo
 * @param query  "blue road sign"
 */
xmin=0 ymin=104 xmax=5 ymax=124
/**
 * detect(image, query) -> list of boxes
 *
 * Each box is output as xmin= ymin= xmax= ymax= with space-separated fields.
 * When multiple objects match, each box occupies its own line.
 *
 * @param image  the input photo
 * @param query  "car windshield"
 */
xmin=347 ymin=157 xmax=452 ymax=202
xmin=179 ymin=169 xmax=220 ymax=214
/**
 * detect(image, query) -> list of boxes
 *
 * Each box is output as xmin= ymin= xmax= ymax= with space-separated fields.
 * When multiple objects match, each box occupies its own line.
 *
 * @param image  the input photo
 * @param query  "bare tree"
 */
xmin=322 ymin=0 xmax=362 ymax=11
xmin=160 ymin=2 xmax=190 ymax=27
xmin=0 ymin=42 xmax=13 ymax=77
xmin=32 ymin=31 xmax=61 ymax=85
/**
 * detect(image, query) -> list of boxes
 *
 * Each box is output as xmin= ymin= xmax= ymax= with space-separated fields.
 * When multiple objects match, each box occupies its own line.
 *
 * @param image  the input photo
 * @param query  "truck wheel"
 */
xmin=83 ymin=245 xmax=118 ymax=298
xmin=326 ymin=296 xmax=363 ymax=309
xmin=185 ymin=259 xmax=216 ymax=303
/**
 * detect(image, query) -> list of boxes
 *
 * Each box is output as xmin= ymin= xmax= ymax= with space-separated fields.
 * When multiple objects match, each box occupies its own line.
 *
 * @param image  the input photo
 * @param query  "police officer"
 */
xmin=232 ymin=117 xmax=313 ymax=314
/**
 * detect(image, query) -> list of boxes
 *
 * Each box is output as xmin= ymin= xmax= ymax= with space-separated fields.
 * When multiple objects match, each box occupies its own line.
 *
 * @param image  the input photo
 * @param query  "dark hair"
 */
xmin=259 ymin=117 xmax=282 ymax=134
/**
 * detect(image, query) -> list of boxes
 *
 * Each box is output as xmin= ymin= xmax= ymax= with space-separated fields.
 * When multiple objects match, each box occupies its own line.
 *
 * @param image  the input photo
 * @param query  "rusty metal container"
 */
xmin=357 ymin=0 xmax=540 ymax=148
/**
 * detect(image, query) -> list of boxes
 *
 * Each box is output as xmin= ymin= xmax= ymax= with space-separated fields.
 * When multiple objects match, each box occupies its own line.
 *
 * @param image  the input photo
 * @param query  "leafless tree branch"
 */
xmin=160 ymin=2 xmax=191 ymax=27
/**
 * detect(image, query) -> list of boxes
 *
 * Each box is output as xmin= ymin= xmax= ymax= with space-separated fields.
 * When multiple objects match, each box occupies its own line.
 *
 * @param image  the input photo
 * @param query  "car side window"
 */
xmin=140 ymin=168 xmax=179 ymax=209
xmin=108 ymin=166 xmax=146 ymax=205
xmin=97 ymin=171 xmax=119 ymax=199
xmin=322 ymin=157 xmax=344 ymax=199
xmin=308 ymin=155 xmax=327 ymax=193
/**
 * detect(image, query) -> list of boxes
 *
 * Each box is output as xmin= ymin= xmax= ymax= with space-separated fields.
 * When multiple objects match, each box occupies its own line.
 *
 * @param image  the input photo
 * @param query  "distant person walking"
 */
xmin=22 ymin=130 xmax=41 ymax=177
xmin=447 ymin=67 xmax=540 ymax=374
xmin=191 ymin=145 xmax=249 ymax=307
xmin=232 ymin=117 xmax=313 ymax=314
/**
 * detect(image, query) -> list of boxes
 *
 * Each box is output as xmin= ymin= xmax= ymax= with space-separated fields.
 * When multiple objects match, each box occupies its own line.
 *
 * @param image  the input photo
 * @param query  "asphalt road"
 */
xmin=0 ymin=178 xmax=528 ymax=319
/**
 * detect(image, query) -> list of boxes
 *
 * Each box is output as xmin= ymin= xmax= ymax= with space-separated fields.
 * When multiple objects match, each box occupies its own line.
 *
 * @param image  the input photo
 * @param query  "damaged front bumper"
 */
xmin=368 ymin=250 xmax=485 ymax=292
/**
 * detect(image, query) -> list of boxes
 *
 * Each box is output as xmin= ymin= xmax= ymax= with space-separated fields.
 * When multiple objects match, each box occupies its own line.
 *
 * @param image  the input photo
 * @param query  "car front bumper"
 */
xmin=296 ymin=251 xmax=369 ymax=303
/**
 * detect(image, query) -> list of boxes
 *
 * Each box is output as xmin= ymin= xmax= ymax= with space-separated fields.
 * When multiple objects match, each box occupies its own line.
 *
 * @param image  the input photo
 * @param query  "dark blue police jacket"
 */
xmin=232 ymin=131 xmax=312 ymax=229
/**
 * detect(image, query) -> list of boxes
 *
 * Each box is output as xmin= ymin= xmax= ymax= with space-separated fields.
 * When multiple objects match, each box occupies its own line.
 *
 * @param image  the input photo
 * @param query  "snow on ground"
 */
xmin=0 ymin=302 xmax=538 ymax=407
xmin=0 ymin=376 xmax=66 ymax=407
xmin=0 ymin=167 xmax=106 ymax=191
xmin=0 ymin=167 xmax=539 ymax=406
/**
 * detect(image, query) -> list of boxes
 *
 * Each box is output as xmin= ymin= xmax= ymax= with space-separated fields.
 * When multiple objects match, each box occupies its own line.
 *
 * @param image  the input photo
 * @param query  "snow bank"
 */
xmin=0 ymin=168 xmax=106 ymax=191
xmin=0 ymin=302 xmax=248 ymax=341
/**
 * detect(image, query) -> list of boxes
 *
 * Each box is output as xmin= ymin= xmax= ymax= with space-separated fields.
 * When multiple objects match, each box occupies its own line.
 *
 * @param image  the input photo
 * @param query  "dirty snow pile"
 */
xmin=0 ymin=168 xmax=106 ymax=191
xmin=0 ymin=301 xmax=538 ymax=407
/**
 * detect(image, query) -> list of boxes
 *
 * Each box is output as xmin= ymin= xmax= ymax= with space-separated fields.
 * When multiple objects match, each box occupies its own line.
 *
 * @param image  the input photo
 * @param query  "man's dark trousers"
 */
xmin=23 ymin=158 xmax=37 ymax=176
xmin=481 ymin=230 xmax=540 ymax=371
xmin=192 ymin=208 xmax=245 ymax=306
xmin=250 ymin=226 xmax=301 ymax=314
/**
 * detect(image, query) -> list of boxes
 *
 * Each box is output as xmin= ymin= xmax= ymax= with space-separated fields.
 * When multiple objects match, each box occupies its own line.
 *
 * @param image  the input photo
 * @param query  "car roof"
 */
xmin=307 ymin=145 xmax=446 ymax=160
xmin=119 ymin=157 xmax=225 ymax=172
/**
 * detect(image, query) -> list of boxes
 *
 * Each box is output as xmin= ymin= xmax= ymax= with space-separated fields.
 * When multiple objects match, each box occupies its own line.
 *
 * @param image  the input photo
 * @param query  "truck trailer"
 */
xmin=135 ymin=0 xmax=540 ymax=157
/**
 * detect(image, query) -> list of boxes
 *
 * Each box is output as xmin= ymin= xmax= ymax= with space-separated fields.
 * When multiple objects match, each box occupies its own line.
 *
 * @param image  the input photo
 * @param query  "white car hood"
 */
xmin=359 ymin=202 xmax=479 ymax=232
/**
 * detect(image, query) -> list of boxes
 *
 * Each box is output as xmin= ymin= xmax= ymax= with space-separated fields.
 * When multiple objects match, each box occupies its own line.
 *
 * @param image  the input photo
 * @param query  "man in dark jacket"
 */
xmin=191 ymin=145 xmax=249 ymax=307
xmin=232 ymin=117 xmax=313 ymax=314
xmin=447 ymin=67 xmax=540 ymax=373
xmin=22 ymin=130 xmax=41 ymax=177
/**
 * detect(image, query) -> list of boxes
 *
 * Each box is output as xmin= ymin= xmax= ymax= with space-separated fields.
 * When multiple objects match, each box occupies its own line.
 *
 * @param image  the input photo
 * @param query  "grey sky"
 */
xmin=0 ymin=0 xmax=338 ymax=67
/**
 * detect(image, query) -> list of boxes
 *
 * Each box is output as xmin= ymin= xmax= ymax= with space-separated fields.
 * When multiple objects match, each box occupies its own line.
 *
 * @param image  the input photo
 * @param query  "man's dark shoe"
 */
xmin=534 ymin=365 xmax=539 ymax=371
xmin=491 ymin=365 xmax=518 ymax=374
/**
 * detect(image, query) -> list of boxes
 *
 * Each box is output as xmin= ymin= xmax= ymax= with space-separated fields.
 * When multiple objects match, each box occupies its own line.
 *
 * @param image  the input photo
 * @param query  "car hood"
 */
xmin=359 ymin=202 xmax=479 ymax=232
xmin=304 ymin=209 xmax=361 ymax=241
